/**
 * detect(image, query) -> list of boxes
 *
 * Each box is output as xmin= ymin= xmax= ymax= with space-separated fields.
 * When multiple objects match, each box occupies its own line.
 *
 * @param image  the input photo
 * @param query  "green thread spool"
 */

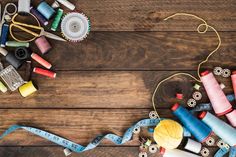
xmin=6 ymin=41 xmax=29 ymax=47
xmin=0 ymin=81 xmax=7 ymax=93
xmin=51 ymin=8 xmax=63 ymax=31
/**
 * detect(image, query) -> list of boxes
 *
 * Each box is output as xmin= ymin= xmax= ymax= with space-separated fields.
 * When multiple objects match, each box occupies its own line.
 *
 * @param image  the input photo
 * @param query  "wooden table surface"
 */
xmin=0 ymin=0 xmax=236 ymax=156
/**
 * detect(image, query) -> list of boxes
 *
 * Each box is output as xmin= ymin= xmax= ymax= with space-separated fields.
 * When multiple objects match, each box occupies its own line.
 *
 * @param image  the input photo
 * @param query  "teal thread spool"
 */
xmin=6 ymin=41 xmax=29 ymax=47
xmin=51 ymin=8 xmax=63 ymax=31
xmin=37 ymin=1 xmax=55 ymax=20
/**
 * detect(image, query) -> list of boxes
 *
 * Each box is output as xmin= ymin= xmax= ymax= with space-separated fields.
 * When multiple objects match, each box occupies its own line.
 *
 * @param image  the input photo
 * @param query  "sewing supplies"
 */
xmin=184 ymin=138 xmax=202 ymax=154
xmin=6 ymin=41 xmax=29 ymax=47
xmin=222 ymin=69 xmax=231 ymax=77
xmin=30 ymin=7 xmax=49 ymax=26
xmin=63 ymin=148 xmax=72 ymax=156
xmin=187 ymin=98 xmax=196 ymax=107
xmin=153 ymin=119 xmax=183 ymax=149
xmin=201 ymin=147 xmax=210 ymax=157
xmin=18 ymin=0 xmax=30 ymax=14
xmin=1 ymin=24 xmax=9 ymax=47
xmin=0 ymin=81 xmax=7 ymax=93
xmin=35 ymin=36 xmax=52 ymax=54
xmin=190 ymin=103 xmax=212 ymax=113
xmin=172 ymin=104 xmax=212 ymax=142
xmin=14 ymin=47 xmax=31 ymax=60
xmin=160 ymin=148 xmax=201 ymax=157
xmin=133 ymin=127 xmax=140 ymax=134
xmin=0 ymin=3 xmax=17 ymax=37
xmin=193 ymin=83 xmax=201 ymax=90
xmin=205 ymin=136 xmax=215 ymax=146
xmin=0 ymin=65 xmax=24 ymax=91
xmin=33 ymin=67 xmax=56 ymax=78
xmin=201 ymin=71 xmax=232 ymax=116
xmin=19 ymin=81 xmax=38 ymax=97
xmin=57 ymin=0 xmax=75 ymax=10
xmin=176 ymin=93 xmax=183 ymax=99
xmin=214 ymin=147 xmax=230 ymax=157
xmin=138 ymin=152 xmax=147 ymax=157
xmin=229 ymin=147 xmax=236 ymax=157
xmin=37 ymin=1 xmax=55 ymax=20
xmin=226 ymin=110 xmax=236 ymax=127
xmin=213 ymin=67 xmax=223 ymax=76
xmin=31 ymin=53 xmax=52 ymax=69
xmin=10 ymin=13 xmax=66 ymax=42
xmin=217 ymin=140 xmax=229 ymax=149
xmin=149 ymin=111 xmax=158 ymax=119
xmin=199 ymin=112 xmax=236 ymax=146
xmin=51 ymin=8 xmax=63 ymax=31
xmin=220 ymin=83 xmax=226 ymax=89
xmin=148 ymin=145 xmax=158 ymax=153
xmin=231 ymin=71 xmax=236 ymax=96
xmin=148 ymin=127 xmax=154 ymax=133
xmin=61 ymin=12 xmax=90 ymax=42
xmin=192 ymin=91 xmax=202 ymax=100
xmin=52 ymin=1 xmax=60 ymax=9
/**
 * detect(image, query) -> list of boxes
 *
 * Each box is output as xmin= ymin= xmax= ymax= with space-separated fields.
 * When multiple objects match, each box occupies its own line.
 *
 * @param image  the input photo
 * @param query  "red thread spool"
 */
xmin=33 ymin=67 xmax=56 ymax=78
xmin=176 ymin=93 xmax=183 ymax=100
xmin=35 ymin=36 xmax=52 ymax=54
xmin=31 ymin=53 xmax=52 ymax=69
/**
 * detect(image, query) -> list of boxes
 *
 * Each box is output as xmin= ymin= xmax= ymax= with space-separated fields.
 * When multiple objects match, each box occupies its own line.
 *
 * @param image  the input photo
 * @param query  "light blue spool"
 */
xmin=201 ymin=112 xmax=236 ymax=146
xmin=37 ymin=1 xmax=55 ymax=20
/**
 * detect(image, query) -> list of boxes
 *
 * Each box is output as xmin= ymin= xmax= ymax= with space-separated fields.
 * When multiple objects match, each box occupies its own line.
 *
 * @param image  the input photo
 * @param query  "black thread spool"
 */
xmin=14 ymin=47 xmax=31 ymax=60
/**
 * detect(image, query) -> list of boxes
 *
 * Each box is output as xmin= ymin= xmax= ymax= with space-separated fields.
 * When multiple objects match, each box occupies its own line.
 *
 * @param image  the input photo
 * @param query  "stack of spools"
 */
xmin=0 ymin=0 xmax=90 ymax=97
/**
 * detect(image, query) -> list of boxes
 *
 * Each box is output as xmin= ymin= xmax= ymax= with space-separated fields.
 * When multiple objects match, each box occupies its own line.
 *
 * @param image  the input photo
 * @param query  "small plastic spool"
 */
xmin=187 ymin=98 xmax=197 ymax=107
xmin=205 ymin=137 xmax=215 ymax=146
xmin=51 ymin=8 xmax=63 ymax=31
xmin=220 ymin=83 xmax=226 ymax=89
xmin=37 ymin=1 xmax=55 ymax=20
xmin=192 ymin=91 xmax=202 ymax=101
xmin=193 ymin=84 xmax=201 ymax=90
xmin=0 ymin=81 xmax=7 ymax=93
xmin=201 ymin=147 xmax=210 ymax=157
xmin=56 ymin=0 xmax=75 ymax=10
xmin=213 ymin=67 xmax=223 ymax=76
xmin=63 ymin=148 xmax=72 ymax=156
xmin=35 ymin=36 xmax=52 ymax=54
xmin=18 ymin=0 xmax=31 ymax=14
xmin=149 ymin=111 xmax=158 ymax=119
xmin=14 ymin=47 xmax=31 ymax=60
xmin=51 ymin=1 xmax=60 ymax=8
xmin=217 ymin=140 xmax=226 ymax=149
xmin=30 ymin=7 xmax=48 ymax=26
xmin=1 ymin=24 xmax=9 ymax=47
xmin=176 ymin=93 xmax=183 ymax=100
xmin=33 ymin=68 xmax=56 ymax=78
xmin=184 ymin=138 xmax=202 ymax=154
xmin=138 ymin=152 xmax=147 ymax=157
xmin=133 ymin=127 xmax=140 ymax=134
xmin=149 ymin=145 xmax=158 ymax=154
xmin=19 ymin=81 xmax=38 ymax=97
xmin=31 ymin=53 xmax=52 ymax=69
xmin=222 ymin=69 xmax=231 ymax=78
xmin=6 ymin=41 xmax=29 ymax=48
xmin=226 ymin=110 xmax=236 ymax=127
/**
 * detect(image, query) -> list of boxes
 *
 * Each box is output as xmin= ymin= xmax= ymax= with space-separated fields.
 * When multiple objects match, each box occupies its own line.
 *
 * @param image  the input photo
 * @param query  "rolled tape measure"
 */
xmin=0 ymin=119 xmax=191 ymax=154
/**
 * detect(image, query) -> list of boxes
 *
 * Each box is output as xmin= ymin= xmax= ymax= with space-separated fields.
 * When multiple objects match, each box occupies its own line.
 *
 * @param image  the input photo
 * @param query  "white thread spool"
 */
xmin=18 ymin=0 xmax=31 ymax=13
xmin=184 ymin=138 xmax=202 ymax=153
xmin=63 ymin=148 xmax=72 ymax=156
xmin=56 ymin=0 xmax=75 ymax=10
xmin=161 ymin=148 xmax=201 ymax=157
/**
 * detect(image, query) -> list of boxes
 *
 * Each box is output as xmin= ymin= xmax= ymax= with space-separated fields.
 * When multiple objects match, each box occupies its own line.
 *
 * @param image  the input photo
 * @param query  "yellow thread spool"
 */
xmin=153 ymin=119 xmax=183 ymax=149
xmin=19 ymin=81 xmax=38 ymax=97
xmin=0 ymin=81 xmax=7 ymax=93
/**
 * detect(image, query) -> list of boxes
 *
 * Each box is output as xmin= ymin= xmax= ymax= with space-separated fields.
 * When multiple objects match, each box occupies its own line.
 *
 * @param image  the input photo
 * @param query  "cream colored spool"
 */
xmin=184 ymin=138 xmax=202 ymax=153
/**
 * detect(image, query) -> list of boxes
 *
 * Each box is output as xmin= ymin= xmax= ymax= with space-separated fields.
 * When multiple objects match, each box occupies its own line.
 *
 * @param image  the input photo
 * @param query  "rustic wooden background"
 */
xmin=0 ymin=0 xmax=236 ymax=156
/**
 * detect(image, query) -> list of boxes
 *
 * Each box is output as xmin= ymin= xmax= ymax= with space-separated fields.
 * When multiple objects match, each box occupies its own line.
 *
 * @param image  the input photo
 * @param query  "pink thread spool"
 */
xmin=35 ymin=36 xmax=52 ymax=54
xmin=201 ymin=71 xmax=232 ymax=116
xmin=226 ymin=110 xmax=236 ymax=127
xmin=231 ymin=71 xmax=236 ymax=95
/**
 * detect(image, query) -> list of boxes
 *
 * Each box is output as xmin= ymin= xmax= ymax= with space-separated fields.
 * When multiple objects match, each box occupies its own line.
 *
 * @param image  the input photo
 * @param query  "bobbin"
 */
xmin=138 ymin=152 xmax=147 ymax=157
xmin=149 ymin=111 xmax=158 ymax=119
xmin=222 ymin=69 xmax=231 ymax=78
xmin=213 ymin=67 xmax=223 ymax=76
xmin=187 ymin=98 xmax=197 ymax=107
xmin=217 ymin=140 xmax=227 ymax=149
xmin=63 ymin=148 xmax=72 ymax=156
xmin=133 ymin=127 xmax=140 ymax=134
xmin=149 ymin=145 xmax=158 ymax=153
xmin=205 ymin=137 xmax=215 ymax=146
xmin=14 ymin=47 xmax=31 ymax=60
xmin=192 ymin=91 xmax=202 ymax=101
xmin=201 ymin=147 xmax=210 ymax=157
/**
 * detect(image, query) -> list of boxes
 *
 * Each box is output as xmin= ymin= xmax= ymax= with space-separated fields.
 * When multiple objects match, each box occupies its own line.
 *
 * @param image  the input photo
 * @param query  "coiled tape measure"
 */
xmin=0 ymin=119 xmax=191 ymax=153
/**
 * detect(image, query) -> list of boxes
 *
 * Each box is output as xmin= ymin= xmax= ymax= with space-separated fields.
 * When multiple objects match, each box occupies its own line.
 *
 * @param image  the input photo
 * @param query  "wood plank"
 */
xmin=27 ymin=32 xmax=236 ymax=70
xmin=0 ymin=71 xmax=233 ymax=108
xmin=0 ymin=146 xmax=219 ymax=157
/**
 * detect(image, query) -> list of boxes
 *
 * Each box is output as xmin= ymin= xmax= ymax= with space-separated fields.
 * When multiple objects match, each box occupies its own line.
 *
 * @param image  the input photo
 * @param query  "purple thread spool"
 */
xmin=35 ymin=36 xmax=52 ymax=54
xmin=171 ymin=103 xmax=212 ymax=143
xmin=30 ymin=7 xmax=48 ymax=26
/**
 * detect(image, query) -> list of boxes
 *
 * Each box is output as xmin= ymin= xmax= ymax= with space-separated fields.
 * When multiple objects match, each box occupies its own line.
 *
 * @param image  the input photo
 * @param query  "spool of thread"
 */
xmin=226 ymin=110 xmax=236 ymax=127
xmin=1 ymin=24 xmax=9 ymax=47
xmin=160 ymin=148 xmax=201 ymax=157
xmin=19 ymin=81 xmax=38 ymax=97
xmin=30 ymin=7 xmax=48 ymax=26
xmin=6 ymin=41 xmax=29 ymax=47
xmin=51 ymin=8 xmax=63 ymax=31
xmin=33 ymin=67 xmax=56 ymax=78
xmin=172 ymin=103 xmax=212 ymax=143
xmin=14 ymin=47 xmax=31 ymax=60
xmin=0 ymin=48 xmax=24 ymax=69
xmin=18 ymin=0 xmax=31 ymax=14
xmin=35 ymin=36 xmax=52 ymax=54
xmin=37 ymin=1 xmax=55 ymax=20
xmin=201 ymin=71 xmax=232 ymax=116
xmin=184 ymin=138 xmax=202 ymax=153
xmin=56 ymin=0 xmax=75 ymax=10
xmin=31 ymin=53 xmax=52 ymax=69
xmin=199 ymin=112 xmax=236 ymax=146
xmin=0 ymin=81 xmax=7 ymax=93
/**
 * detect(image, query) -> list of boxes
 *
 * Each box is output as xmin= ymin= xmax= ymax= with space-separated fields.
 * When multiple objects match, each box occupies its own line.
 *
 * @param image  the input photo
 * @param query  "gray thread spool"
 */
xmin=18 ymin=0 xmax=31 ymax=14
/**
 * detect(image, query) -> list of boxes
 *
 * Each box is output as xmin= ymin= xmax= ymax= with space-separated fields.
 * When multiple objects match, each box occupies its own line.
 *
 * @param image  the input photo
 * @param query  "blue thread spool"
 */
xmin=199 ymin=112 xmax=236 ymax=146
xmin=172 ymin=103 xmax=212 ymax=143
xmin=148 ymin=127 xmax=154 ymax=133
xmin=1 ymin=24 xmax=9 ymax=47
xmin=37 ymin=1 xmax=55 ymax=20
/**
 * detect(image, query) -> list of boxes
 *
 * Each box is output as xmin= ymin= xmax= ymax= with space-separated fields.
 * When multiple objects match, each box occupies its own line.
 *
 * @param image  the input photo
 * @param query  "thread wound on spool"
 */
xmin=31 ymin=53 xmax=52 ymax=69
xmin=37 ymin=1 xmax=55 ymax=20
xmin=19 ymin=81 xmax=38 ymax=97
xmin=1 ymin=24 xmax=9 ymax=47
xmin=35 ymin=36 xmax=52 ymax=54
xmin=201 ymin=70 xmax=209 ymax=76
xmin=33 ymin=68 xmax=56 ymax=78
xmin=226 ymin=110 xmax=236 ymax=127
xmin=30 ymin=7 xmax=49 ymax=26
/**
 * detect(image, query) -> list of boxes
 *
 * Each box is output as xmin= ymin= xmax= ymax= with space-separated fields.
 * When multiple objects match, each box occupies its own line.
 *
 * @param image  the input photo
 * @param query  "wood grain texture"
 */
xmin=27 ymin=32 xmax=236 ymax=70
xmin=0 ymin=147 xmax=219 ymax=157
xmin=0 ymin=71 xmax=233 ymax=108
